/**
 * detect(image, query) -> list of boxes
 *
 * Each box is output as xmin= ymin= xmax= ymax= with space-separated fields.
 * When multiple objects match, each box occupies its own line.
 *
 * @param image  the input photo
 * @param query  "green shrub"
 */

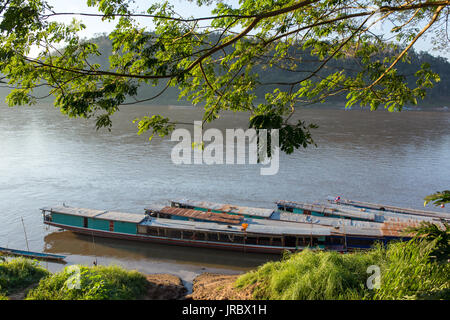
xmin=0 ymin=258 xmax=49 ymax=295
xmin=26 ymin=265 xmax=148 ymax=300
xmin=236 ymin=248 xmax=382 ymax=300
xmin=235 ymin=234 xmax=449 ymax=300
xmin=374 ymin=239 xmax=450 ymax=300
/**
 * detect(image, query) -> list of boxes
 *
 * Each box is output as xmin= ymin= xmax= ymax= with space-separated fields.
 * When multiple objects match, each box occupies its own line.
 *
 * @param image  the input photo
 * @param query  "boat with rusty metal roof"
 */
xmin=167 ymin=199 xmax=275 ymax=219
xmin=41 ymin=205 xmax=334 ymax=254
xmin=164 ymin=198 xmax=446 ymax=250
xmin=148 ymin=201 xmax=426 ymax=250
xmin=41 ymin=196 xmax=445 ymax=254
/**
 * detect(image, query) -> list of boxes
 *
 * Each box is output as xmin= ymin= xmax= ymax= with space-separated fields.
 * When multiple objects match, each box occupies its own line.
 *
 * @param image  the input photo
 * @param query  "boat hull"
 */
xmin=45 ymin=221 xmax=297 ymax=254
xmin=0 ymin=247 xmax=66 ymax=262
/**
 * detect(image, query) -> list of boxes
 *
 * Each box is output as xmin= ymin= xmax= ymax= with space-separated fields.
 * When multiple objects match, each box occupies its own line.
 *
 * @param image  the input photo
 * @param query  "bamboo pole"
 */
xmin=21 ymin=217 xmax=30 ymax=251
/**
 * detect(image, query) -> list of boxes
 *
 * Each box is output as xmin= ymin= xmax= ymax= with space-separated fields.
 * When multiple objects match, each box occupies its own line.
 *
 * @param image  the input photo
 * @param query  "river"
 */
xmin=1 ymin=103 xmax=449 ymax=286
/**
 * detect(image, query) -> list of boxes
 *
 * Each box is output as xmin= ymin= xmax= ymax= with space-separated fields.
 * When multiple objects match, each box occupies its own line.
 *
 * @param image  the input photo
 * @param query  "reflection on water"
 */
xmin=42 ymin=230 xmax=276 ymax=286
xmin=43 ymin=231 xmax=277 ymax=269
xmin=1 ymin=103 xmax=449 ymax=280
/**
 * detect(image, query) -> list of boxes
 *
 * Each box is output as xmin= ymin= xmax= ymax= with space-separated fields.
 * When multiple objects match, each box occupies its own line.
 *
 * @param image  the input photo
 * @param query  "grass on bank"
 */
xmin=235 ymin=224 xmax=450 ymax=300
xmin=0 ymin=255 xmax=148 ymax=300
xmin=26 ymin=265 xmax=148 ymax=300
xmin=0 ymin=257 xmax=49 ymax=297
xmin=373 ymin=239 xmax=450 ymax=300
xmin=235 ymin=248 xmax=381 ymax=299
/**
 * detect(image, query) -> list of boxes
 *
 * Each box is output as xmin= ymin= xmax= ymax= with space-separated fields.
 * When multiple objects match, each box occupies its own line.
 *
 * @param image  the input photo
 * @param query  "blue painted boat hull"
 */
xmin=0 ymin=246 xmax=66 ymax=262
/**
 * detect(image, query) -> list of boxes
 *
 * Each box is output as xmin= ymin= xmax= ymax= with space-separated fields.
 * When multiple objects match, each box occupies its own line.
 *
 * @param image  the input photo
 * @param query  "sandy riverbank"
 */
xmin=146 ymin=272 xmax=254 ymax=300
xmin=144 ymin=274 xmax=188 ymax=299
xmin=186 ymin=273 xmax=253 ymax=300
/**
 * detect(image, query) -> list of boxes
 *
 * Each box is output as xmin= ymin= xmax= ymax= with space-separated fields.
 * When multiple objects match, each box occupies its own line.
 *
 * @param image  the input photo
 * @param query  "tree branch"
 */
xmin=367 ymin=5 xmax=446 ymax=89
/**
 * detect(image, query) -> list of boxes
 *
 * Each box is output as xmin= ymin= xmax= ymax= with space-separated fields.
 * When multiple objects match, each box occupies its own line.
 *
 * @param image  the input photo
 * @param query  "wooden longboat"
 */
xmin=327 ymin=197 xmax=450 ymax=221
xmin=166 ymin=200 xmax=427 ymax=249
xmin=0 ymin=246 xmax=66 ymax=263
xmin=42 ymin=197 xmax=435 ymax=254
xmin=147 ymin=205 xmax=418 ymax=250
xmin=170 ymin=198 xmax=433 ymax=224
xmin=275 ymin=200 xmax=446 ymax=224
xmin=42 ymin=205 xmax=344 ymax=254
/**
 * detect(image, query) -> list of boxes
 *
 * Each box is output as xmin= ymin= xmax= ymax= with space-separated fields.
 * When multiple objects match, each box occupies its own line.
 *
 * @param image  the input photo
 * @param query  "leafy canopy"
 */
xmin=424 ymin=190 xmax=450 ymax=207
xmin=0 ymin=0 xmax=448 ymax=153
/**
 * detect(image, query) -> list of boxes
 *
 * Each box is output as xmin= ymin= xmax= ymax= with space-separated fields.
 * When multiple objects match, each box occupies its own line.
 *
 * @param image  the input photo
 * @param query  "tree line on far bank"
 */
xmin=2 ymin=33 xmax=449 ymax=109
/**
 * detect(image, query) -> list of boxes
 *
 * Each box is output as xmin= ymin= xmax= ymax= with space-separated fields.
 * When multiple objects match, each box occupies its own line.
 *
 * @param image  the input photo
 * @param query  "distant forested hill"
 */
xmin=1 ymin=34 xmax=449 ymax=108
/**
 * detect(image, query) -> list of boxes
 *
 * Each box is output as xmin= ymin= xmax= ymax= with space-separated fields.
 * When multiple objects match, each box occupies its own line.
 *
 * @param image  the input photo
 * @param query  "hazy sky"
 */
xmin=45 ymin=0 xmax=449 ymax=60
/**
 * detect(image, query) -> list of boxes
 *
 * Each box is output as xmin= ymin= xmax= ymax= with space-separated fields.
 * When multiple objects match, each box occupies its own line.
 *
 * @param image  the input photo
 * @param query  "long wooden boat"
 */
xmin=40 ymin=205 xmax=340 ymax=253
xmin=0 ymin=246 xmax=66 ymax=262
xmin=149 ymin=205 xmax=407 ymax=251
xmin=169 ymin=198 xmax=430 ymax=232
xmin=42 ymin=195 xmax=441 ymax=254
xmin=166 ymin=200 xmax=421 ymax=249
xmin=42 ymin=205 xmax=352 ymax=253
xmin=327 ymin=196 xmax=450 ymax=221
xmin=276 ymin=200 xmax=445 ymax=223
xmin=171 ymin=198 xmax=435 ymax=225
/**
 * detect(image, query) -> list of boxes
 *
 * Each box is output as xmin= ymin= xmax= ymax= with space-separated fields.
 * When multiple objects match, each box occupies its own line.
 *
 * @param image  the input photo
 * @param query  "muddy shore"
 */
xmin=145 ymin=272 xmax=254 ymax=300
xmin=146 ymin=272 xmax=253 ymax=300
xmin=185 ymin=273 xmax=253 ymax=300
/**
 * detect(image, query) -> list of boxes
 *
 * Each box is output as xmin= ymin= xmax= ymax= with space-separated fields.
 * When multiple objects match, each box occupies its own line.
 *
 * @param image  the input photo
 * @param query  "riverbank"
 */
xmin=186 ymin=273 xmax=251 ymax=300
xmin=0 ymin=258 xmax=189 ymax=300
xmin=2 ymin=268 xmax=240 ymax=300
xmin=1 ymin=222 xmax=448 ymax=300
xmin=6 ymin=274 xmax=188 ymax=300
xmin=0 ymin=256 xmax=236 ymax=300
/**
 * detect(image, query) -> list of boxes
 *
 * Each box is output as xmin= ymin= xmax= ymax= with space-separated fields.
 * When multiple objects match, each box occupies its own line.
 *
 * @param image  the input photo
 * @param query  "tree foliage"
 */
xmin=407 ymin=221 xmax=449 ymax=262
xmin=424 ymin=190 xmax=450 ymax=207
xmin=0 ymin=0 xmax=449 ymax=153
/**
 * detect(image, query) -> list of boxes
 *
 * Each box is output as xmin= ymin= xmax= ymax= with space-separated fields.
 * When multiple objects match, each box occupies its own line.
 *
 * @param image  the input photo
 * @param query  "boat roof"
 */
xmin=42 ymin=206 xmax=147 ymax=224
xmin=326 ymin=202 xmax=438 ymax=223
xmin=276 ymin=200 xmax=440 ymax=223
xmin=140 ymin=216 xmax=332 ymax=237
xmin=327 ymin=196 xmax=450 ymax=221
xmin=275 ymin=211 xmax=381 ymax=228
xmin=41 ymin=206 xmax=106 ymax=218
xmin=168 ymin=199 xmax=274 ymax=218
xmin=148 ymin=206 xmax=243 ymax=225
xmin=95 ymin=211 xmax=147 ymax=223
xmin=276 ymin=200 xmax=378 ymax=221
xmin=273 ymin=211 xmax=427 ymax=237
